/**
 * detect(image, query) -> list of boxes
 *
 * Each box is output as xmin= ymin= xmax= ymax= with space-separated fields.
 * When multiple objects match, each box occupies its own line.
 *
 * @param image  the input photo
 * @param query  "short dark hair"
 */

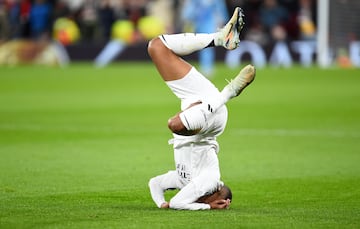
xmin=196 ymin=184 xmax=232 ymax=204
xmin=221 ymin=185 xmax=232 ymax=201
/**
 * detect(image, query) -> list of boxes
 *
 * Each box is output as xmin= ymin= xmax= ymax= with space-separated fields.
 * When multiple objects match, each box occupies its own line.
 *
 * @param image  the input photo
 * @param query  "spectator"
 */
xmin=124 ymin=0 xmax=146 ymax=25
xmin=6 ymin=0 xmax=31 ymax=39
xmin=52 ymin=0 xmax=71 ymax=20
xmin=94 ymin=0 xmax=149 ymax=67
xmin=0 ymin=0 xmax=9 ymax=40
xmin=259 ymin=0 xmax=289 ymax=41
xmin=19 ymin=0 xmax=31 ymax=38
xmin=278 ymin=0 xmax=300 ymax=40
xmin=181 ymin=0 xmax=229 ymax=77
xmin=297 ymin=0 xmax=316 ymax=40
xmin=240 ymin=0 xmax=268 ymax=46
xmin=78 ymin=0 xmax=98 ymax=42
xmin=147 ymin=0 xmax=176 ymax=34
xmin=98 ymin=0 xmax=115 ymax=42
xmin=29 ymin=0 xmax=52 ymax=39
xmin=7 ymin=0 xmax=21 ymax=38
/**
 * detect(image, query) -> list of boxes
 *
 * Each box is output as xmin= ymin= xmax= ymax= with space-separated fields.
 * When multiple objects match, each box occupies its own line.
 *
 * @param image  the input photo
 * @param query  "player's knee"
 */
xmin=147 ymin=37 xmax=163 ymax=57
xmin=147 ymin=38 xmax=155 ymax=55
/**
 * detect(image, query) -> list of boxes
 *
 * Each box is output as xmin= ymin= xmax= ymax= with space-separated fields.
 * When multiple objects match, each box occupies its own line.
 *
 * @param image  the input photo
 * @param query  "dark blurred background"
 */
xmin=0 ymin=0 xmax=359 ymax=68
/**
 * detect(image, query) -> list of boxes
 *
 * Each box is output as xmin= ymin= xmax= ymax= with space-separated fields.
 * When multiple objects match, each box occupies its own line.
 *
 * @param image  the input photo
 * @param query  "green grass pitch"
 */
xmin=0 ymin=62 xmax=359 ymax=228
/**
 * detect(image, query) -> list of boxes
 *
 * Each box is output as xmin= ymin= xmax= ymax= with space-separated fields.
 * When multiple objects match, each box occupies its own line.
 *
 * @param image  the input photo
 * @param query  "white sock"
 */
xmin=159 ymin=33 xmax=216 ymax=56
xmin=220 ymin=85 xmax=236 ymax=103
xmin=203 ymin=85 xmax=236 ymax=113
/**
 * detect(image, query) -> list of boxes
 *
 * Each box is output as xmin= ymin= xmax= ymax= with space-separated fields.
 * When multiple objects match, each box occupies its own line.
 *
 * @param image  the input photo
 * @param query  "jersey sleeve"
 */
xmin=149 ymin=171 xmax=180 ymax=208
xmin=169 ymin=202 xmax=211 ymax=210
xmin=169 ymin=178 xmax=216 ymax=210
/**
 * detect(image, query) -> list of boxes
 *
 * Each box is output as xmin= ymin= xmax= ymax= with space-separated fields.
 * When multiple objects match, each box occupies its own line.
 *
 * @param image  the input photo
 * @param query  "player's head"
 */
xmin=196 ymin=185 xmax=232 ymax=204
xmin=220 ymin=185 xmax=232 ymax=201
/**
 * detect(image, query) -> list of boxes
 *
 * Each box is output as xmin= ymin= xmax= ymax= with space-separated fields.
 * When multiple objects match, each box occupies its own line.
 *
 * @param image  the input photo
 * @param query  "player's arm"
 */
xmin=149 ymin=171 xmax=181 ymax=209
xmin=209 ymin=199 xmax=231 ymax=209
xmin=197 ymin=185 xmax=232 ymax=209
xmin=168 ymin=185 xmax=231 ymax=210
xmin=149 ymin=177 xmax=167 ymax=208
xmin=168 ymin=199 xmax=230 ymax=210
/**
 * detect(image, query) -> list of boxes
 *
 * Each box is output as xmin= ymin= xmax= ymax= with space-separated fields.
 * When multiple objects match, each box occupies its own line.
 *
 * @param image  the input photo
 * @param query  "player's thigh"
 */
xmin=148 ymin=37 xmax=192 ymax=81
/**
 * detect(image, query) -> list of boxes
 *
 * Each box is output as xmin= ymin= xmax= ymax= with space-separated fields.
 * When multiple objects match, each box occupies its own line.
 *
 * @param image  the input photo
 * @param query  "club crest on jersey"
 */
xmin=176 ymin=164 xmax=191 ymax=181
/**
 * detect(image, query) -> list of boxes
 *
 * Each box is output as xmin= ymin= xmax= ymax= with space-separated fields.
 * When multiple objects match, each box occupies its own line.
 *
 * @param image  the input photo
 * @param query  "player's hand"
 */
xmin=160 ymin=202 xmax=169 ymax=209
xmin=209 ymin=199 xmax=231 ymax=209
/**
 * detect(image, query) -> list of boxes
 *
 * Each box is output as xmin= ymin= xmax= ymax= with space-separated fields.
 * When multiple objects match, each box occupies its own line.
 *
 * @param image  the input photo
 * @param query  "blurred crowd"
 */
xmin=0 ymin=0 xmax=317 ymax=45
xmin=0 ymin=0 xmax=316 ymax=45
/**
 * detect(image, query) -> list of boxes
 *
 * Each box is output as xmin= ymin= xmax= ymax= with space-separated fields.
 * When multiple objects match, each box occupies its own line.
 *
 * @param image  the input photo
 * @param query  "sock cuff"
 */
xmin=158 ymin=33 xmax=216 ymax=56
xmin=159 ymin=34 xmax=172 ymax=50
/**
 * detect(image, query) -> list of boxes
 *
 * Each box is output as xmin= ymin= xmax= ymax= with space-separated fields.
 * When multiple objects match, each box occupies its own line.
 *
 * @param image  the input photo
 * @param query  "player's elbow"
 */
xmin=148 ymin=177 xmax=155 ymax=188
xmin=148 ymin=176 xmax=161 ymax=192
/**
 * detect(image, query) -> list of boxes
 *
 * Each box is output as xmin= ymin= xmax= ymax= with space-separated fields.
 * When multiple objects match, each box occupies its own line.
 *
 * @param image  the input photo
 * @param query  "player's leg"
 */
xmin=167 ymin=64 xmax=255 ymax=136
xmin=147 ymin=37 xmax=192 ymax=82
xmin=220 ymin=64 xmax=256 ymax=101
xmin=147 ymin=7 xmax=244 ymax=82
xmin=149 ymin=7 xmax=249 ymax=136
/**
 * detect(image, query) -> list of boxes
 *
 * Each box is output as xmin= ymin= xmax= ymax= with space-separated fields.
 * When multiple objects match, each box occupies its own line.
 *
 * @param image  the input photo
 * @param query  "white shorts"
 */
xmin=166 ymin=67 xmax=222 ymax=110
xmin=166 ymin=67 xmax=228 ymax=139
